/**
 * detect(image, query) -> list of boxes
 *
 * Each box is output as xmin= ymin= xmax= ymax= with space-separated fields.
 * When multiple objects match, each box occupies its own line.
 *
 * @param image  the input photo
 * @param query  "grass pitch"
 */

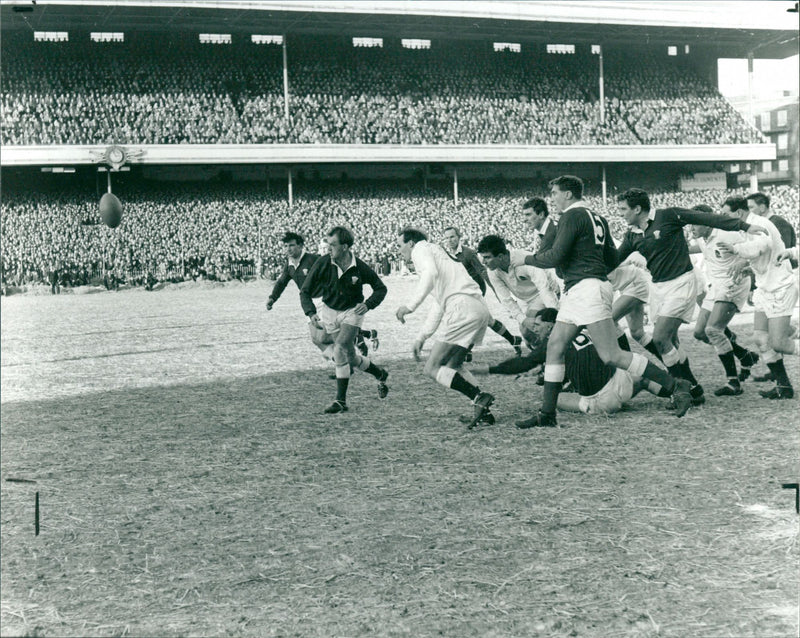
xmin=1 ymin=278 xmax=798 ymax=637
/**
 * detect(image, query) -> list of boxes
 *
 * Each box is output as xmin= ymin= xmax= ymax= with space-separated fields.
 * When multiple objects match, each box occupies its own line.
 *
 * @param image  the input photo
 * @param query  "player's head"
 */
xmin=549 ymin=176 xmax=583 ymax=213
xmin=617 ymin=188 xmax=651 ymax=225
xmin=281 ymin=231 xmax=304 ymax=258
xmin=722 ymin=195 xmax=749 ymax=220
xmin=690 ymin=204 xmax=714 ymax=239
xmin=746 ymin=192 xmax=770 ymax=216
xmin=443 ymin=226 xmax=461 ymax=251
xmin=476 ymin=235 xmax=509 ymax=271
xmin=327 ymin=226 xmax=354 ymax=259
xmin=397 ymin=227 xmax=428 ymax=262
xmin=522 ymin=197 xmax=549 ymax=230
xmin=521 ymin=307 xmax=557 ymax=347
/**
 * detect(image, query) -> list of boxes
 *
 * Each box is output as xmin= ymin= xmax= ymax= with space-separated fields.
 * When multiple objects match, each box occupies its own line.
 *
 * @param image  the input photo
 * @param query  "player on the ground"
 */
xmin=715 ymin=196 xmax=798 ymax=400
xmin=266 ymin=232 xmax=378 ymax=360
xmin=512 ymin=175 xmax=693 ymax=428
xmin=472 ymin=308 xmax=673 ymax=416
xmin=396 ymin=228 xmax=497 ymax=429
xmin=476 ymin=234 xmax=560 ymax=330
xmin=689 ymin=204 xmax=760 ymax=396
xmin=615 ymin=188 xmax=766 ymax=407
xmin=299 ymin=226 xmax=389 ymax=414
xmin=442 ymin=226 xmax=524 ymax=356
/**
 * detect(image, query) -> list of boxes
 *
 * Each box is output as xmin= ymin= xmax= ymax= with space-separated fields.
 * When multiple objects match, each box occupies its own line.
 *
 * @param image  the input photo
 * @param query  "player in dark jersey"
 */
xmin=746 ymin=192 xmax=796 ymax=253
xmin=523 ymin=197 xmax=558 ymax=253
xmin=266 ymin=232 xmax=378 ymax=359
xmin=513 ymin=175 xmax=692 ymax=428
xmin=299 ymin=226 xmax=389 ymax=414
xmin=443 ymin=226 xmax=524 ymax=356
xmin=472 ymin=308 xmax=671 ymax=416
xmin=615 ymin=188 xmax=766 ymax=406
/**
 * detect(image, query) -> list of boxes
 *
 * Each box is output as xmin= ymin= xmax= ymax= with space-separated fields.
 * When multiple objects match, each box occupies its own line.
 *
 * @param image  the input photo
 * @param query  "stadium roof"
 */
xmin=2 ymin=0 xmax=798 ymax=58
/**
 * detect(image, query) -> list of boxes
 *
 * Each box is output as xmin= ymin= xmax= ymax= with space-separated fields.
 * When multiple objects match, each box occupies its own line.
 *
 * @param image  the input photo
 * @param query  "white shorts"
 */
xmin=318 ymin=303 xmax=364 ymax=335
xmin=701 ymin=276 xmax=751 ymax=312
xmin=521 ymin=295 xmax=547 ymax=318
xmin=650 ymin=270 xmax=698 ymax=324
xmin=557 ymin=278 xmax=613 ymax=326
xmin=439 ymin=293 xmax=491 ymax=349
xmin=578 ymin=368 xmax=635 ymax=415
xmin=752 ymin=282 xmax=799 ymax=319
xmin=609 ymin=264 xmax=650 ymax=303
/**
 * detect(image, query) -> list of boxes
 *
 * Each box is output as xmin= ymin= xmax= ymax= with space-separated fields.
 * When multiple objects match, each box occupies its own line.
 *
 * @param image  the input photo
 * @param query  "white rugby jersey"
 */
xmin=486 ymin=249 xmax=560 ymax=322
xmin=732 ymin=213 xmax=794 ymax=292
xmin=695 ymin=228 xmax=748 ymax=283
xmin=407 ymin=240 xmax=483 ymax=311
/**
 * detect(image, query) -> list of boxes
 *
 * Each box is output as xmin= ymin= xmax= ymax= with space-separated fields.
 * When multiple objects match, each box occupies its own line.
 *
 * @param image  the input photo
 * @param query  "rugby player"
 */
xmin=715 ymin=196 xmax=798 ymax=400
xmin=689 ymin=204 xmax=759 ymax=396
xmin=396 ymin=228 xmax=496 ymax=429
xmin=299 ymin=227 xmax=390 ymax=414
xmin=513 ymin=175 xmax=692 ymax=428
xmin=266 ymin=232 xmax=379 ymax=361
xmin=615 ymin=188 xmax=766 ymax=407
xmin=443 ymin=226 xmax=524 ymax=356
xmin=523 ymin=197 xmax=558 ymax=253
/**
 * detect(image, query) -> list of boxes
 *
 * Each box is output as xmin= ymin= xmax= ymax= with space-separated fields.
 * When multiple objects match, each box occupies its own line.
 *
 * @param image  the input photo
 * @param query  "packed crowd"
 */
xmin=2 ymin=181 xmax=796 ymax=291
xmin=1 ymin=35 xmax=764 ymax=146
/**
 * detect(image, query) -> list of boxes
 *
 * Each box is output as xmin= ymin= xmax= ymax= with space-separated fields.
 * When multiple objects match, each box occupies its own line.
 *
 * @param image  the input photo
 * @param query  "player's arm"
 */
xmin=615 ymin=232 xmax=637 ymax=265
xmin=602 ymin=229 xmax=620 ymax=272
xmin=414 ymin=300 xmax=444 ymax=360
xmin=491 ymin=271 xmax=525 ymax=323
xmin=777 ymin=246 xmax=799 ymax=263
xmin=466 ymin=250 xmax=491 ymax=294
xmin=720 ymin=233 xmax=771 ymax=261
xmin=397 ymin=246 xmax=436 ymax=323
xmin=266 ymin=263 xmax=292 ymax=309
xmin=526 ymin=266 xmax=560 ymax=309
xmin=298 ymin=258 xmax=325 ymax=317
xmin=671 ymin=207 xmax=763 ymax=235
xmin=360 ymin=261 xmax=388 ymax=311
xmin=525 ymin=212 xmax=578 ymax=270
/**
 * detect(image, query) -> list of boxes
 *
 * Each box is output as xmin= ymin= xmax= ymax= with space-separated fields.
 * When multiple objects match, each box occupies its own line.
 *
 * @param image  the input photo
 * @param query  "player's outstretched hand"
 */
xmin=412 ymin=339 xmax=424 ymax=361
xmin=396 ymin=306 xmax=412 ymax=324
xmin=309 ymin=313 xmax=322 ymax=329
xmin=509 ymin=251 xmax=529 ymax=268
xmin=353 ymin=302 xmax=368 ymax=315
xmin=745 ymin=225 xmax=768 ymax=236
xmin=266 ymin=299 xmax=274 ymax=311
xmin=777 ymin=247 xmax=798 ymax=263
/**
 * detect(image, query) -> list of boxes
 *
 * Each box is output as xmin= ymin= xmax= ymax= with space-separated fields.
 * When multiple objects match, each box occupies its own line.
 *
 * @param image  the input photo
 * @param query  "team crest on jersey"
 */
xmin=302 ymin=268 xmax=308 ymax=275
xmin=351 ymin=276 xmax=359 ymax=284
xmin=653 ymin=230 xmax=661 ymax=239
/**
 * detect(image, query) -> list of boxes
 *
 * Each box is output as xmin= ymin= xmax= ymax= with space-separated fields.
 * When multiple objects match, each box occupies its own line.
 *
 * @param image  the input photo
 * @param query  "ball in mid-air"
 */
xmin=99 ymin=192 xmax=123 ymax=229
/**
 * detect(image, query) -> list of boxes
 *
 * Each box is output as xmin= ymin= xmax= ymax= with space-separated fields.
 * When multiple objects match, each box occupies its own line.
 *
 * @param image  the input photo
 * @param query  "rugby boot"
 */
xmin=366 ymin=329 xmax=380 ymax=351
xmin=512 ymin=335 xmax=524 ymax=357
xmin=467 ymin=392 xmax=495 ymax=430
xmin=737 ymin=352 xmax=759 ymax=381
xmin=324 ymin=400 xmax=349 ymax=414
xmin=759 ymin=385 xmax=794 ymax=400
xmin=690 ymin=384 xmax=706 ymax=406
xmin=377 ymin=369 xmax=390 ymax=399
xmin=459 ymin=411 xmax=496 ymax=427
xmin=355 ymin=333 xmax=369 ymax=357
xmin=671 ymin=379 xmax=693 ymax=418
xmin=714 ymin=382 xmax=743 ymax=397
xmin=515 ymin=410 xmax=557 ymax=429
xmin=752 ymin=371 xmax=775 ymax=383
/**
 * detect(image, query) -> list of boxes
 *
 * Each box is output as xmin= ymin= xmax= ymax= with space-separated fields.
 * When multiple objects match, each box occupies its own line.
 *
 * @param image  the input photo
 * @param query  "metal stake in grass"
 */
xmin=782 ymin=483 xmax=799 ymax=513
xmin=35 ymin=491 xmax=39 ymax=536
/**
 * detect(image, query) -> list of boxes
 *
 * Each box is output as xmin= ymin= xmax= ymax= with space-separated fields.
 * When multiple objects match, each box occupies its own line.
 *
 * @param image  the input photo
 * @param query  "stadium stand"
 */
xmin=2 ymin=182 xmax=796 ymax=291
xmin=1 ymin=34 xmax=765 ymax=146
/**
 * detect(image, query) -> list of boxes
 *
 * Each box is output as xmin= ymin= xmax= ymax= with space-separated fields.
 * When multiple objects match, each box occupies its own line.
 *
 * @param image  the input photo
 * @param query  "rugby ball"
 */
xmin=99 ymin=193 xmax=123 ymax=229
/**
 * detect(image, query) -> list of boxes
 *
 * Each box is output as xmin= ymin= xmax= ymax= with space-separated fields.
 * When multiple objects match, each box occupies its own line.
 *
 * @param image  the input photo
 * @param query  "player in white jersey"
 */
xmin=716 ymin=196 xmax=798 ymax=400
xmin=395 ymin=228 xmax=497 ymax=428
xmin=476 ymin=235 xmax=560 ymax=329
xmin=689 ymin=204 xmax=760 ymax=396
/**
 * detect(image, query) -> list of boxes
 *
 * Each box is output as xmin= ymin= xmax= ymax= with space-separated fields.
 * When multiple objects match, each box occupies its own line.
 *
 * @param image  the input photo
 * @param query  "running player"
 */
xmin=715 ymin=196 xmax=798 ymax=400
xmin=443 ymin=226 xmax=523 ymax=355
xmin=689 ymin=204 xmax=759 ymax=396
xmin=299 ymin=227 xmax=390 ymax=414
xmin=396 ymin=227 xmax=496 ymax=429
xmin=513 ymin=175 xmax=692 ymax=428
xmin=615 ymin=188 xmax=766 ymax=407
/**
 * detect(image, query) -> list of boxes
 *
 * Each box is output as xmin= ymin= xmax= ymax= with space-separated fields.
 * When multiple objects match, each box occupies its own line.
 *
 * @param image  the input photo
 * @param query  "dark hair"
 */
xmin=398 ymin=227 xmax=428 ymax=243
xmin=618 ymin=188 xmax=651 ymax=213
xmin=536 ymin=307 xmax=558 ymax=324
xmin=723 ymin=196 xmax=748 ymax=213
xmin=691 ymin=204 xmax=714 ymax=214
xmin=549 ymin=175 xmax=583 ymax=200
xmin=476 ymin=235 xmax=508 ymax=256
xmin=443 ymin=226 xmax=461 ymax=237
xmin=327 ymin=226 xmax=354 ymax=248
xmin=522 ymin=197 xmax=549 ymax=217
xmin=746 ymin=192 xmax=770 ymax=208
xmin=281 ymin=231 xmax=304 ymax=245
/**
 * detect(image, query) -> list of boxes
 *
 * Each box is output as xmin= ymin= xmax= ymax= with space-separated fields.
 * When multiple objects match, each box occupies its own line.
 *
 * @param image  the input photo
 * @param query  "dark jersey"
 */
xmin=450 ymin=245 xmax=489 ymax=296
xmin=536 ymin=217 xmax=558 ymax=253
xmin=268 ymin=252 xmax=322 ymax=303
xmin=565 ymin=331 xmax=631 ymax=396
xmin=299 ymin=254 xmax=387 ymax=316
xmin=617 ymin=208 xmax=752 ymax=283
xmin=766 ymin=214 xmax=796 ymax=249
xmin=527 ymin=205 xmax=618 ymax=291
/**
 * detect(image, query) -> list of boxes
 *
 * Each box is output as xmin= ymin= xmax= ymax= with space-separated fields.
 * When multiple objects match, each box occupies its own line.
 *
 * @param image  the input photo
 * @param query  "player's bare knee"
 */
xmin=753 ymin=330 xmax=770 ymax=352
xmin=423 ymin=359 xmax=439 ymax=379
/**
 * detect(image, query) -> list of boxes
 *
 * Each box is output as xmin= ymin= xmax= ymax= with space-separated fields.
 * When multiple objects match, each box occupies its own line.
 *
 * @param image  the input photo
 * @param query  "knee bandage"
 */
xmin=435 ymin=366 xmax=457 ymax=388
xmin=660 ymin=346 xmax=681 ymax=368
xmin=543 ymin=363 xmax=565 ymax=383
xmin=705 ymin=324 xmax=732 ymax=355
xmin=626 ymin=352 xmax=649 ymax=378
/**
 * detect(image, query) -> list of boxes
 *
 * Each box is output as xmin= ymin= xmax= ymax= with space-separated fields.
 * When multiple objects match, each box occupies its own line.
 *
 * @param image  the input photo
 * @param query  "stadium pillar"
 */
xmin=282 ymin=36 xmax=290 ymax=120
xmin=598 ymin=46 xmax=605 ymax=124
xmin=453 ymin=168 xmax=459 ymax=207
xmin=747 ymin=52 xmax=755 ymax=126
xmin=287 ymin=169 xmax=293 ymax=206
xmin=749 ymin=162 xmax=758 ymax=192
xmin=601 ymin=165 xmax=607 ymax=207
